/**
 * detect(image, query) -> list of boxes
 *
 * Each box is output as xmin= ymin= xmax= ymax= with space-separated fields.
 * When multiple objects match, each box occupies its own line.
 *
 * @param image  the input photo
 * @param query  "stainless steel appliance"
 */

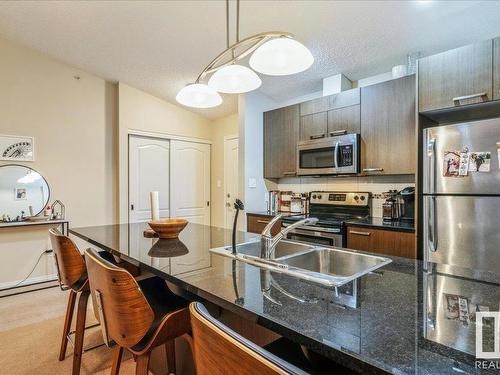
xmin=422 ymin=118 xmax=500 ymax=273
xmin=281 ymin=191 xmax=370 ymax=247
xmin=423 ymin=269 xmax=500 ymax=356
xmin=399 ymin=186 xmax=415 ymax=223
xmin=297 ymin=133 xmax=360 ymax=176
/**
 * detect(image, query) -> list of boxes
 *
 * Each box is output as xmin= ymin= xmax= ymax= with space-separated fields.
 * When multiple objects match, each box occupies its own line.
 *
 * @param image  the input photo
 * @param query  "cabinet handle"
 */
xmin=310 ymin=134 xmax=326 ymax=140
xmin=349 ymin=230 xmax=371 ymax=236
xmin=362 ymin=168 xmax=384 ymax=172
xmin=282 ymin=171 xmax=296 ymax=176
xmin=257 ymin=220 xmax=271 ymax=224
xmin=329 ymin=129 xmax=347 ymax=136
xmin=452 ymin=92 xmax=488 ymax=105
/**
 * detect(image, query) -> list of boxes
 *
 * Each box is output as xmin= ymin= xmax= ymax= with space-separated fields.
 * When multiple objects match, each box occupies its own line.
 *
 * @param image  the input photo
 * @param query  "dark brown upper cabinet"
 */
xmin=418 ymin=39 xmax=493 ymax=112
xmin=361 ymin=75 xmax=416 ymax=175
xmin=299 ymin=112 xmax=327 ymax=141
xmin=327 ymin=104 xmax=360 ymax=136
xmin=263 ymin=104 xmax=300 ymax=179
xmin=494 ymin=37 xmax=500 ymax=100
xmin=300 ymin=88 xmax=360 ymax=115
xmin=299 ymin=88 xmax=360 ymax=141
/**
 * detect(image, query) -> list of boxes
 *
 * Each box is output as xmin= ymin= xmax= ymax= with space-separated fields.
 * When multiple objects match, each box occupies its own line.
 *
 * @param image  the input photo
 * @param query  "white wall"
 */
xmin=238 ymin=92 xmax=279 ymax=217
xmin=210 ymin=113 xmax=238 ymax=228
xmin=0 ymin=36 xmax=117 ymax=286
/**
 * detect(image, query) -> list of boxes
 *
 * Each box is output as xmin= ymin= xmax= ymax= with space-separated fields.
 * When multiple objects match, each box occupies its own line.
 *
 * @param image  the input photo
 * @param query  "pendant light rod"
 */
xmin=236 ymin=0 xmax=240 ymax=43
xmin=226 ymin=0 xmax=229 ymax=49
xmin=195 ymin=31 xmax=293 ymax=83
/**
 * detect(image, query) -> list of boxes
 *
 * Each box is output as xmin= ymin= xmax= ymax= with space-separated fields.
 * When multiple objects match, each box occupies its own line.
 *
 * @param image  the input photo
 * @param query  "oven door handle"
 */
xmin=282 ymin=223 xmax=342 ymax=233
xmin=284 ymin=226 xmax=341 ymax=235
xmin=334 ymin=141 xmax=340 ymax=170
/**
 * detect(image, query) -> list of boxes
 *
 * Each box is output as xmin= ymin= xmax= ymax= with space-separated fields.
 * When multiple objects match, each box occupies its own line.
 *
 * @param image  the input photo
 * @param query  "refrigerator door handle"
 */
xmin=427 ymin=137 xmax=436 ymax=194
xmin=428 ymin=196 xmax=438 ymax=252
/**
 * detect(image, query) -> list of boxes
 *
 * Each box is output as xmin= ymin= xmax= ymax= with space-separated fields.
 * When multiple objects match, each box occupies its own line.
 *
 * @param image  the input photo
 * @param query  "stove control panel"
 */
xmin=310 ymin=191 xmax=370 ymax=206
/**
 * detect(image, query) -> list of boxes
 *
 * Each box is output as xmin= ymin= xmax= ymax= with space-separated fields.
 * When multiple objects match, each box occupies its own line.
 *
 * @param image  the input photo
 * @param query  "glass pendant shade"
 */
xmin=176 ymin=83 xmax=222 ymax=108
xmin=208 ymin=64 xmax=262 ymax=94
xmin=249 ymin=37 xmax=314 ymax=76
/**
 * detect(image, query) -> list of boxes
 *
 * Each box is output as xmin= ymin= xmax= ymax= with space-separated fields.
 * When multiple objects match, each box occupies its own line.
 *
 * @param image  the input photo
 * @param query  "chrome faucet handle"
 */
xmin=261 ymin=214 xmax=284 ymax=238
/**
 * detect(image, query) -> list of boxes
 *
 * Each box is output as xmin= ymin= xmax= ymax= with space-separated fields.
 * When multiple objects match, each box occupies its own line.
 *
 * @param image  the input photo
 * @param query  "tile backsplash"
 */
xmin=275 ymin=175 xmax=415 ymax=218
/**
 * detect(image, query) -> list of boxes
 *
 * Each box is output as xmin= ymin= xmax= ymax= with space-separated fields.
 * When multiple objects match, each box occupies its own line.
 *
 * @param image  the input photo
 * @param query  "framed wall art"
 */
xmin=0 ymin=134 xmax=35 ymax=162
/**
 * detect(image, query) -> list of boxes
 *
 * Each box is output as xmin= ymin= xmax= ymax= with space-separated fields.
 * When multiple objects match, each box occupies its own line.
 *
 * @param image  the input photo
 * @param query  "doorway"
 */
xmin=128 ymin=135 xmax=211 ymax=225
xmin=224 ymin=137 xmax=239 ymax=229
xmin=129 ymin=135 xmax=170 ymax=222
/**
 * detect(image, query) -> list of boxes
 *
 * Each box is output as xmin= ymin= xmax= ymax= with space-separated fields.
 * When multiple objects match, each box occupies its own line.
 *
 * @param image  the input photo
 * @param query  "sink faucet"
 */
xmin=261 ymin=214 xmax=318 ymax=259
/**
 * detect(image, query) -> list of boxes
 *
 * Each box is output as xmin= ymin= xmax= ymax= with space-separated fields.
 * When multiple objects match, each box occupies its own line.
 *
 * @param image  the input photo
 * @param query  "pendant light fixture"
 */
xmin=176 ymin=0 xmax=314 ymax=109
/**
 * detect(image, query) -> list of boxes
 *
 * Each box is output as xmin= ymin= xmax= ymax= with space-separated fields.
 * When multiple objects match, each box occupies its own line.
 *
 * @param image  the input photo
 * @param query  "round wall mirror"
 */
xmin=0 ymin=165 xmax=50 ymax=221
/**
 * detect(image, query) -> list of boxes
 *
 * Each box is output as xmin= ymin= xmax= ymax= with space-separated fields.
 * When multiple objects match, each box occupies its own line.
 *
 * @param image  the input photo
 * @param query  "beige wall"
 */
xmin=0 ymin=36 xmax=117 ymax=285
xmin=210 ymin=113 xmax=238 ymax=228
xmin=117 ymin=83 xmax=213 ymax=223
xmin=0 ymin=38 xmax=236 ymax=287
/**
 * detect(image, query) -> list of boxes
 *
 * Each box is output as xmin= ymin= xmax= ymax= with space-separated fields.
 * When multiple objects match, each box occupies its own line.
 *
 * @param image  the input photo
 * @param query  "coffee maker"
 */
xmin=382 ymin=190 xmax=400 ymax=222
xmin=399 ymin=186 xmax=415 ymax=222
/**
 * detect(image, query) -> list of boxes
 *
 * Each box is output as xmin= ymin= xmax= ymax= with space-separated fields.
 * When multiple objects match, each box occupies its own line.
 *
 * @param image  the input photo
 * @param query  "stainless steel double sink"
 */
xmin=209 ymin=240 xmax=392 ymax=288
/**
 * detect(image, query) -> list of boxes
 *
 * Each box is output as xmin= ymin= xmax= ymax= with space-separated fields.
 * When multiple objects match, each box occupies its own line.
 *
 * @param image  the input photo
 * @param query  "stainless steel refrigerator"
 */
xmin=423 ymin=117 xmax=500 ymax=273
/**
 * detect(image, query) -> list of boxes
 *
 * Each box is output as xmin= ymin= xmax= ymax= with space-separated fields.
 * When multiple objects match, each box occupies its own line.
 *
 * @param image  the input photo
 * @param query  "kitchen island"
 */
xmin=70 ymin=222 xmax=500 ymax=375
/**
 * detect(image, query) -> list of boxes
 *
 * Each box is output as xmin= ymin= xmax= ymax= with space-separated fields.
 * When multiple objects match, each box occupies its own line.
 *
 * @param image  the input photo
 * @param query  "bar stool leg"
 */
xmin=165 ymin=340 xmax=176 ymax=375
xmin=72 ymin=290 xmax=90 ymax=375
xmin=59 ymin=290 xmax=77 ymax=361
xmin=135 ymin=352 xmax=151 ymax=375
xmin=111 ymin=346 xmax=124 ymax=375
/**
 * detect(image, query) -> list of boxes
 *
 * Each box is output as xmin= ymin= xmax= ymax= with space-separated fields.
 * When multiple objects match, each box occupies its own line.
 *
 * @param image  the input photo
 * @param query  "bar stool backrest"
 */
xmin=49 ymin=228 xmax=86 ymax=289
xmin=84 ymin=247 xmax=154 ymax=348
xmin=189 ymin=302 xmax=306 ymax=375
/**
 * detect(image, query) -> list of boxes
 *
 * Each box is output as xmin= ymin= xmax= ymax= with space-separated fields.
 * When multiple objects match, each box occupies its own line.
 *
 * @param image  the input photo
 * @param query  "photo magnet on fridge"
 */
xmin=458 ymin=151 xmax=469 ymax=176
xmin=443 ymin=151 xmax=461 ymax=177
xmin=468 ymin=152 xmax=491 ymax=172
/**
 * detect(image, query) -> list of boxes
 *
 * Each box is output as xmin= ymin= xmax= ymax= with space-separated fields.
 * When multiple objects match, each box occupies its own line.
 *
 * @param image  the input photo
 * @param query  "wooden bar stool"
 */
xmin=84 ymin=247 xmax=191 ymax=375
xmin=49 ymin=228 xmax=135 ymax=375
xmin=189 ymin=302 xmax=307 ymax=375
xmin=49 ymin=228 xmax=100 ymax=375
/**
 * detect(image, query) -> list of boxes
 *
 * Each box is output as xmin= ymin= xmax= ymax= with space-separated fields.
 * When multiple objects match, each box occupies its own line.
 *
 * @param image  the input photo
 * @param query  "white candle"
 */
xmin=150 ymin=191 xmax=160 ymax=221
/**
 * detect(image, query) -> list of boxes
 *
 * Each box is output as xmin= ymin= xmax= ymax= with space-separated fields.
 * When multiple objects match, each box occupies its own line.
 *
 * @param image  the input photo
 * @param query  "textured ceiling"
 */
xmin=1 ymin=1 xmax=500 ymax=119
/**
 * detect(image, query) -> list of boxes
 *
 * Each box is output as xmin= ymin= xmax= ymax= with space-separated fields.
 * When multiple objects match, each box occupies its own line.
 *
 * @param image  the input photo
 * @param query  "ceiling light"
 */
xmin=175 ymin=83 xmax=222 ymax=108
xmin=208 ymin=64 xmax=262 ymax=94
xmin=249 ymin=38 xmax=314 ymax=76
xmin=176 ymin=0 xmax=314 ymax=109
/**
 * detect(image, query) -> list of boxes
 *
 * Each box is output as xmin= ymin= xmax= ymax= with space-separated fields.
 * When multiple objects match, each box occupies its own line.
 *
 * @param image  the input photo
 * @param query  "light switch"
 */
xmin=248 ymin=178 xmax=257 ymax=188
xmin=217 ymin=179 xmax=222 ymax=188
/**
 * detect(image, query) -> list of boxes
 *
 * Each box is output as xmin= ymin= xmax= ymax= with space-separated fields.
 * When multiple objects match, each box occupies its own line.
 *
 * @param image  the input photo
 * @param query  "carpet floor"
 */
xmin=0 ymin=309 xmax=140 ymax=375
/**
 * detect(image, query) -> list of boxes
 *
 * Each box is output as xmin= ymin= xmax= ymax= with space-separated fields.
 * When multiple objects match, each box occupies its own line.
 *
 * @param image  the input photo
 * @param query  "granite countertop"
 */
xmin=70 ymin=222 xmax=499 ymax=375
xmin=346 ymin=217 xmax=415 ymax=232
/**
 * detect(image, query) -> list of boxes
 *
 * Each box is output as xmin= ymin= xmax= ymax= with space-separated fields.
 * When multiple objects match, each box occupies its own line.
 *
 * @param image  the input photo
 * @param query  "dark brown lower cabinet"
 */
xmin=247 ymin=213 xmax=281 ymax=236
xmin=346 ymin=225 xmax=416 ymax=259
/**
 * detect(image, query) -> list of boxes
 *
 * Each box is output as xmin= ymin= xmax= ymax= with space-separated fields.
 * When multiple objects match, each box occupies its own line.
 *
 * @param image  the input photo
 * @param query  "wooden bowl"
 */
xmin=147 ymin=218 xmax=188 ymax=239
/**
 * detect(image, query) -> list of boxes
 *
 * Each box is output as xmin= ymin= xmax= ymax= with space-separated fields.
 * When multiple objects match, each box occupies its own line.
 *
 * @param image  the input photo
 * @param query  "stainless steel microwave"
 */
xmin=296 ymin=133 xmax=360 ymax=176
